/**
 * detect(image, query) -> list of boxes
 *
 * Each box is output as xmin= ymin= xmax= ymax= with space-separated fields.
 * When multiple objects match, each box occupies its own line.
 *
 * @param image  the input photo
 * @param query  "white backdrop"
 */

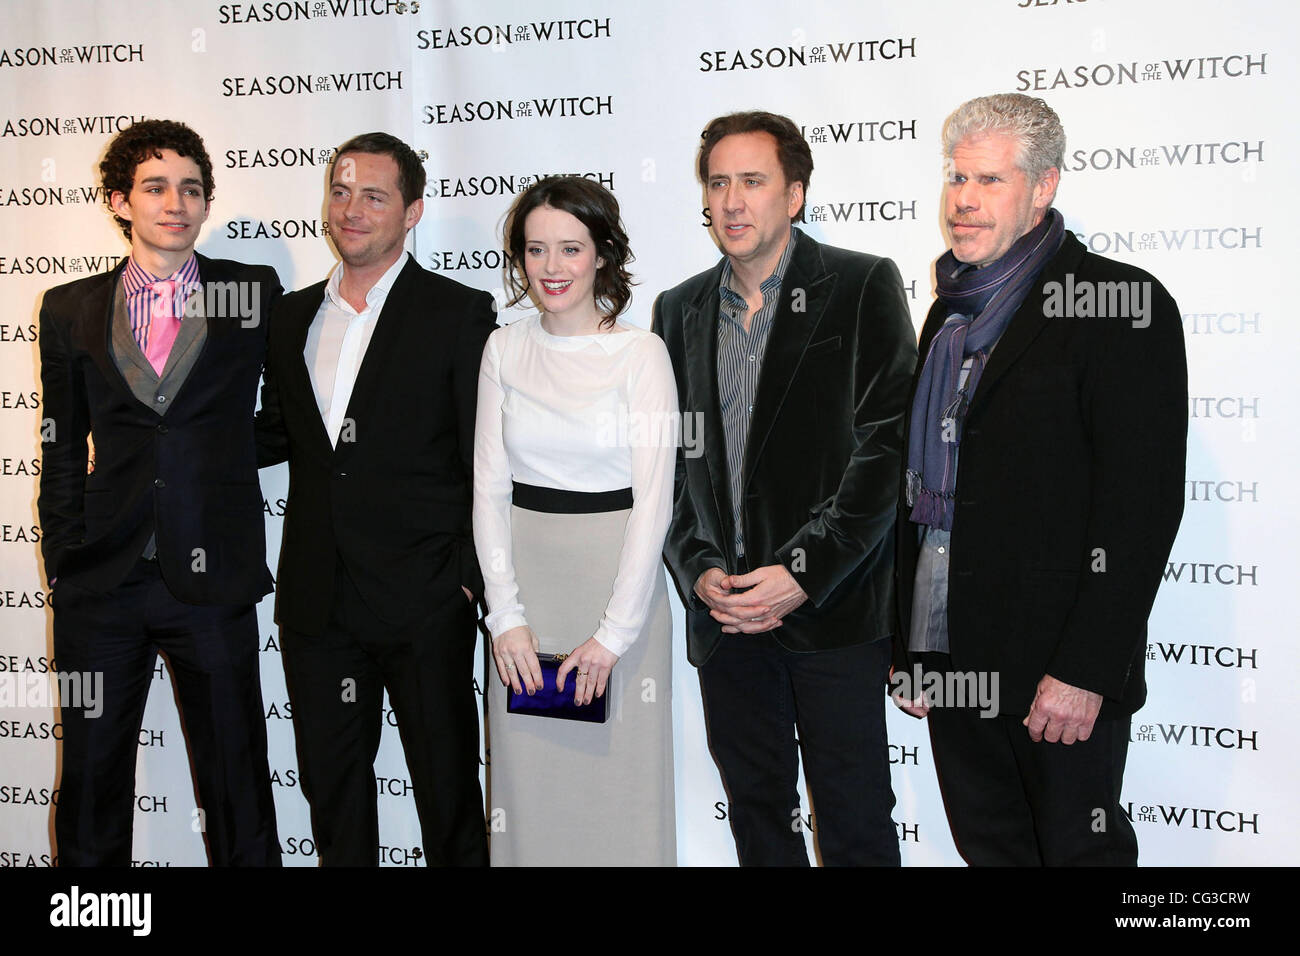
xmin=0 ymin=0 xmax=1294 ymax=866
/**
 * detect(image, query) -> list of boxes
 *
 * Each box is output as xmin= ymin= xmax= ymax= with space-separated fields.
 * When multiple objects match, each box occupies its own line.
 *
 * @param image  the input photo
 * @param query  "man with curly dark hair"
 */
xmin=98 ymin=119 xmax=215 ymax=241
xmin=37 ymin=119 xmax=282 ymax=866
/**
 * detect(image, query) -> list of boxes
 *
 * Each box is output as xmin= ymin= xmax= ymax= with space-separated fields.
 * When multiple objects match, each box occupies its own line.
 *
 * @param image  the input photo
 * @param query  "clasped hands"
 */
xmin=694 ymin=564 xmax=808 ymax=634
xmin=492 ymin=626 xmax=618 ymax=706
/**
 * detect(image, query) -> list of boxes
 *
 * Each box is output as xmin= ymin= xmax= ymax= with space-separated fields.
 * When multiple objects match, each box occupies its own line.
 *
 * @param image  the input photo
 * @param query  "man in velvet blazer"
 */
xmin=893 ymin=94 xmax=1187 ymax=865
xmin=256 ymin=133 xmax=495 ymax=866
xmin=39 ymin=120 xmax=281 ymax=866
xmin=653 ymin=112 xmax=917 ymax=865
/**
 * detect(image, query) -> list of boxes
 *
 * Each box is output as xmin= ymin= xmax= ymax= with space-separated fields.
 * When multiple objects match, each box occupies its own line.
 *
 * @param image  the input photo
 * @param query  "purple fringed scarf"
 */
xmin=906 ymin=208 xmax=1065 ymax=530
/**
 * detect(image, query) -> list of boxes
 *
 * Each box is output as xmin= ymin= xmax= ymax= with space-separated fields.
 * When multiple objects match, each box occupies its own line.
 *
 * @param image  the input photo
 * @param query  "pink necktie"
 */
xmin=144 ymin=279 xmax=180 ymax=376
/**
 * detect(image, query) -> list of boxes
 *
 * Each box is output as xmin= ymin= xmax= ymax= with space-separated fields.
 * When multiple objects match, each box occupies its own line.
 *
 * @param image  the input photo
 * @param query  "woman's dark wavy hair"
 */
xmin=99 ymin=119 xmax=215 ymax=240
xmin=503 ymin=176 xmax=634 ymax=328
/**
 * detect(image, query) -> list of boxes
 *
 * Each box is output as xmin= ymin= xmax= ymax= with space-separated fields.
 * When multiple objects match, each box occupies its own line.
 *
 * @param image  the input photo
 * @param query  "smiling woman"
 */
xmin=502 ymin=174 xmax=633 ymax=329
xmin=473 ymin=175 xmax=678 ymax=866
xmin=521 ymin=205 xmax=603 ymax=331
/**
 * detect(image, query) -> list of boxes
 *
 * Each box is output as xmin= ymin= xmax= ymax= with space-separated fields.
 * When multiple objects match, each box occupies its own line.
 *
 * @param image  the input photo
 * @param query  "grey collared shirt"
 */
xmin=908 ymin=352 xmax=985 ymax=654
xmin=715 ymin=228 xmax=796 ymax=559
xmin=909 ymin=525 xmax=953 ymax=653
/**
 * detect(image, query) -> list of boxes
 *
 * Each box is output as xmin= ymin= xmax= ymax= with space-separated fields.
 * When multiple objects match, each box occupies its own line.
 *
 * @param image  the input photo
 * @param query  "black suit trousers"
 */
xmin=53 ymin=558 xmax=280 ymax=866
xmin=280 ymin=560 xmax=487 ymax=867
xmin=923 ymin=655 xmax=1137 ymax=865
xmin=699 ymin=633 xmax=899 ymax=866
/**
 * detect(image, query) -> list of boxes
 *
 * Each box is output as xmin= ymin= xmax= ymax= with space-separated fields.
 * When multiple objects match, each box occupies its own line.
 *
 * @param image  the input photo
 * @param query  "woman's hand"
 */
xmin=556 ymin=637 xmax=620 ymax=705
xmin=492 ymin=626 xmax=542 ymax=695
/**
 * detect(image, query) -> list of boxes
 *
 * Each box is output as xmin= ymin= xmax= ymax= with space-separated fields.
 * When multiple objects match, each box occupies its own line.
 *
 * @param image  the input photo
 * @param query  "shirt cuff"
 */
xmin=485 ymin=607 xmax=527 ymax=640
xmin=591 ymin=625 xmax=630 ymax=659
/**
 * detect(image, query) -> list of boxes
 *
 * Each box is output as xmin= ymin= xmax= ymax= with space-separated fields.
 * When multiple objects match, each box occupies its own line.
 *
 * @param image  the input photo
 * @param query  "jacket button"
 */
xmin=156 ymin=424 xmax=168 ymax=434
xmin=155 ymin=394 xmax=167 ymax=404
xmin=154 ymin=478 xmax=166 ymax=488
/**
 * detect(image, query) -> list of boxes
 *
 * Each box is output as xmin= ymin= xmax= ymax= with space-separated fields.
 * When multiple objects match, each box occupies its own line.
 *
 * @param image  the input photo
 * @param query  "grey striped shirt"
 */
xmin=716 ymin=229 xmax=797 ymax=560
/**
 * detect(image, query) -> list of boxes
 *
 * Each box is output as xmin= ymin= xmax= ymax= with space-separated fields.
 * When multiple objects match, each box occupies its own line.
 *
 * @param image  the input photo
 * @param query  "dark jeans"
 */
xmin=699 ymin=633 xmax=899 ymax=866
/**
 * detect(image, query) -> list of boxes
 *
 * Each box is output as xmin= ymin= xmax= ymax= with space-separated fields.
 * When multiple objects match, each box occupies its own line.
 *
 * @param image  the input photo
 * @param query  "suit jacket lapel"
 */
xmin=86 ymin=258 xmax=138 ymax=405
xmin=110 ymin=277 xmax=155 ymax=381
xmin=333 ymin=255 xmax=418 ymax=462
xmin=283 ymin=283 xmax=334 ymax=459
xmin=968 ymin=232 xmax=1085 ymax=413
xmin=683 ymin=261 xmax=734 ymax=547
xmin=741 ymin=232 xmax=832 ymax=488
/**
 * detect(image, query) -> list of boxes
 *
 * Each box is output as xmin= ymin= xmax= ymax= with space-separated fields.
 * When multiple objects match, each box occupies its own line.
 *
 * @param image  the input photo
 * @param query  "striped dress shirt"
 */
xmin=121 ymin=254 xmax=200 ymax=353
xmin=715 ymin=228 xmax=796 ymax=560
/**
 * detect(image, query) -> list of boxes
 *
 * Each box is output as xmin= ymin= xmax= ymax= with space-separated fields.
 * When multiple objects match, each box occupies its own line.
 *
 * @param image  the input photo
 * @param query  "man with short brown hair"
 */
xmin=256 ymin=132 xmax=496 ymax=866
xmin=654 ymin=111 xmax=916 ymax=865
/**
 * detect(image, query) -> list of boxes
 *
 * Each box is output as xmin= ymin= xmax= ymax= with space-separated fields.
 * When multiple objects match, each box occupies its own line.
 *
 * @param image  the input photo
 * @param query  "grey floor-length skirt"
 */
xmin=486 ymin=505 xmax=675 ymax=866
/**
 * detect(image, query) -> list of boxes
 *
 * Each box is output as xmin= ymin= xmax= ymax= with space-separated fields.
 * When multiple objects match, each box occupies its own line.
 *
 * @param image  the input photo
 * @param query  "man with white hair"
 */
xmin=893 ymin=94 xmax=1187 ymax=865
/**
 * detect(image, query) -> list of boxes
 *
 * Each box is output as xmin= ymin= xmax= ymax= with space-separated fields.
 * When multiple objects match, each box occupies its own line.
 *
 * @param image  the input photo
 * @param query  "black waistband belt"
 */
xmin=512 ymin=481 xmax=633 ymax=514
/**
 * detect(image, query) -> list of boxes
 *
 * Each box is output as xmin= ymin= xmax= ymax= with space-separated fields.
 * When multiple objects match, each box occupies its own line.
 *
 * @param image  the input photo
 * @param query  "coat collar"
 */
xmin=86 ymin=257 xmax=134 ymax=403
xmin=967 ymin=231 xmax=1086 ymax=413
xmin=681 ymin=260 xmax=732 ymax=542
xmin=741 ymin=230 xmax=834 ymax=486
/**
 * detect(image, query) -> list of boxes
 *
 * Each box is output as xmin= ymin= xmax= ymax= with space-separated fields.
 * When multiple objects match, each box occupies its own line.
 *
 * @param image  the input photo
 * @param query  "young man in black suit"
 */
xmin=893 ymin=94 xmax=1187 ymax=865
xmin=256 ymin=133 xmax=496 ymax=866
xmin=653 ymin=112 xmax=917 ymax=865
xmin=38 ymin=119 xmax=282 ymax=866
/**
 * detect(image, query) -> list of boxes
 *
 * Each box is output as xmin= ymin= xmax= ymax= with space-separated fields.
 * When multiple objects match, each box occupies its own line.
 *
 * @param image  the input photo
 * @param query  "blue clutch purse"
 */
xmin=507 ymin=653 xmax=611 ymax=723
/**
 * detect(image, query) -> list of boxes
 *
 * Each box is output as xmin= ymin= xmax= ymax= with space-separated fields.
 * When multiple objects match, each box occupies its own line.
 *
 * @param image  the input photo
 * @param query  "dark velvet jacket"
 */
xmin=654 ymin=229 xmax=918 ymax=666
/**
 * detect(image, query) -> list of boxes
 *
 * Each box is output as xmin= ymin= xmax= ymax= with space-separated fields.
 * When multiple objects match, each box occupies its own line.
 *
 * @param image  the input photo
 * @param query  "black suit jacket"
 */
xmin=38 ymin=254 xmax=282 ymax=604
xmin=654 ymin=229 xmax=918 ymax=666
xmin=256 ymin=255 xmax=496 ymax=635
xmin=895 ymin=231 xmax=1188 ymax=717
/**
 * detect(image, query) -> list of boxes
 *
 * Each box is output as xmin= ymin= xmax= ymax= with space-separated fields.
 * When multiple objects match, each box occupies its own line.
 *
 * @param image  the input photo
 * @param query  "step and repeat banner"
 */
xmin=0 ymin=0 xmax=1293 ymax=866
